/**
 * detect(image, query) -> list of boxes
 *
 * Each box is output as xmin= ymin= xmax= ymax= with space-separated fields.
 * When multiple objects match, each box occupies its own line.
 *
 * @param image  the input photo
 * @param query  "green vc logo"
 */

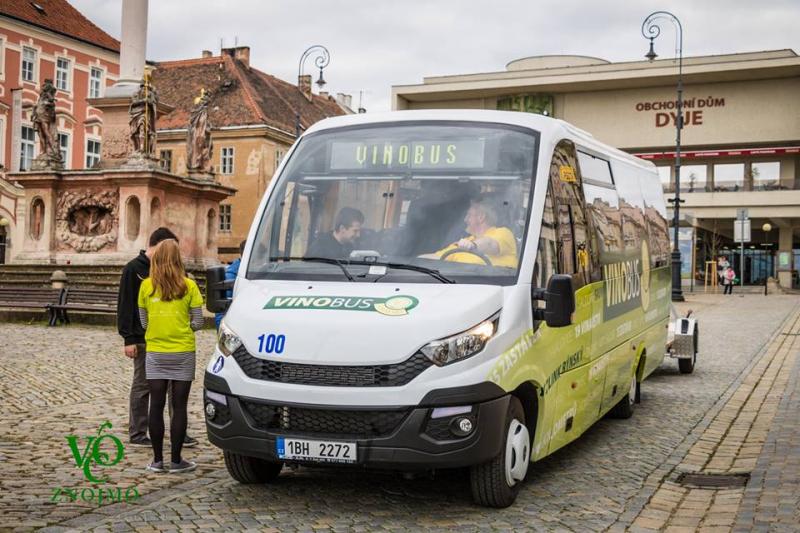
xmin=264 ymin=295 xmax=419 ymax=316
xmin=52 ymin=421 xmax=140 ymax=506
xmin=67 ymin=420 xmax=124 ymax=483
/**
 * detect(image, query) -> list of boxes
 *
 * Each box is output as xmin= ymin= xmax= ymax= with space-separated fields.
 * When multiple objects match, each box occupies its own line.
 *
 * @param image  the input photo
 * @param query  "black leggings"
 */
xmin=148 ymin=379 xmax=192 ymax=464
xmin=724 ymin=283 xmax=733 ymax=294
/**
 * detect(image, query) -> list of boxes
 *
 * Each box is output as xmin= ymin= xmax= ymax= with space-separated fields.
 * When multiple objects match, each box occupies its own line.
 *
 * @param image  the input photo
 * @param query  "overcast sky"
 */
xmin=71 ymin=0 xmax=800 ymax=112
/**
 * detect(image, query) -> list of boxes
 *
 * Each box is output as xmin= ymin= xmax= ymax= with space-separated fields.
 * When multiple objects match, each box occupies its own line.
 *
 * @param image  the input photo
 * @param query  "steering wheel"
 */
xmin=440 ymin=247 xmax=493 ymax=266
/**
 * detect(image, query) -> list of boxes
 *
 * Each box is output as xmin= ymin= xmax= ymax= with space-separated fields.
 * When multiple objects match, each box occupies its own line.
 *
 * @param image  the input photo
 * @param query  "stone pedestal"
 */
xmin=86 ymin=96 xmax=173 ymax=169
xmin=9 ymin=168 xmax=234 ymax=268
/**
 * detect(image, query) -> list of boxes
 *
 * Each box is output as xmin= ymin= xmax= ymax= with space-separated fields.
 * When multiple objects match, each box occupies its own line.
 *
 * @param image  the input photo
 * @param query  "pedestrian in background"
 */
xmin=723 ymin=266 xmax=736 ymax=295
xmin=138 ymin=239 xmax=204 ymax=473
xmin=215 ymin=240 xmax=246 ymax=329
xmin=717 ymin=255 xmax=730 ymax=286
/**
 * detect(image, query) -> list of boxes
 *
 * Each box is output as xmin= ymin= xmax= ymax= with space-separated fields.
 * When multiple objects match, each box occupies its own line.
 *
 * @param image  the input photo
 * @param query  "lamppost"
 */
xmin=642 ymin=11 xmax=685 ymax=302
xmin=762 ymin=222 xmax=772 ymax=295
xmin=296 ymin=45 xmax=331 ymax=138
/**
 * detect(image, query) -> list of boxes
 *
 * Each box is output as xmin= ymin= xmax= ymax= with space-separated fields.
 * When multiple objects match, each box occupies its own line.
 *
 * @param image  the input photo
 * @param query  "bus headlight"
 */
xmin=217 ymin=321 xmax=242 ymax=357
xmin=421 ymin=313 xmax=499 ymax=366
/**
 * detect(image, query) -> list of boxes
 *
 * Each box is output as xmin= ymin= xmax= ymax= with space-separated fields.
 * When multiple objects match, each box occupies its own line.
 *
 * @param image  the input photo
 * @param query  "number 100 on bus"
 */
xmin=257 ymin=334 xmax=286 ymax=354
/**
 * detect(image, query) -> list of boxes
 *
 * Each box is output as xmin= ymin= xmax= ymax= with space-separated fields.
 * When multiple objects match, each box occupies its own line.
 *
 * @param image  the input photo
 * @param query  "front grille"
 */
xmin=241 ymin=400 xmax=409 ymax=438
xmin=232 ymin=346 xmax=431 ymax=387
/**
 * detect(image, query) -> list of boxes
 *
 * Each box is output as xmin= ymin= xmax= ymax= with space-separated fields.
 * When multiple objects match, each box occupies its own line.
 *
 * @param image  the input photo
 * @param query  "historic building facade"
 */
xmin=153 ymin=46 xmax=349 ymax=259
xmin=392 ymin=50 xmax=800 ymax=288
xmin=0 ymin=0 xmax=120 ymax=263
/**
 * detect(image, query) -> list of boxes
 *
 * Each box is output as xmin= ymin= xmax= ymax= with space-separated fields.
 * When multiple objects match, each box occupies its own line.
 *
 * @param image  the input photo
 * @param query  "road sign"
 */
xmin=734 ymin=219 xmax=751 ymax=242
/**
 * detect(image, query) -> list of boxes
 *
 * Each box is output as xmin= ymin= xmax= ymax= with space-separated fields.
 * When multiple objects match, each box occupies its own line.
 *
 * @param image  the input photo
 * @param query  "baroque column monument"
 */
xmin=8 ymin=0 xmax=234 ymax=266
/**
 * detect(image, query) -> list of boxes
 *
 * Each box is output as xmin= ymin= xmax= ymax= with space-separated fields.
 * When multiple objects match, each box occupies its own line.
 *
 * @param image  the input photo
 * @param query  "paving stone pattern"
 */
xmin=626 ymin=305 xmax=800 ymax=532
xmin=0 ymin=294 xmax=797 ymax=532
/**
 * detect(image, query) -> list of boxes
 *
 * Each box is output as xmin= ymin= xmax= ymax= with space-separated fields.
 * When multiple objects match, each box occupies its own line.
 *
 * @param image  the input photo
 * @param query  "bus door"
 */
xmin=539 ymin=140 xmax=601 ymax=453
xmin=576 ymin=149 xmax=632 ymax=413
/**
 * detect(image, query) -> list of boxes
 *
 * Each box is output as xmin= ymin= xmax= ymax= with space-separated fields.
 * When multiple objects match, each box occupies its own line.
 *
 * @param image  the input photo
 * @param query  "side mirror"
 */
xmin=206 ymin=266 xmax=234 ymax=314
xmin=532 ymin=274 xmax=575 ymax=328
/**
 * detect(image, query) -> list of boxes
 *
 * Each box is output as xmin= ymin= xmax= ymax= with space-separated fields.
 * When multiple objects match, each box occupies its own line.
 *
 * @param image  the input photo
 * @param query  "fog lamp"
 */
xmin=451 ymin=416 xmax=475 ymax=437
xmin=205 ymin=402 xmax=216 ymax=419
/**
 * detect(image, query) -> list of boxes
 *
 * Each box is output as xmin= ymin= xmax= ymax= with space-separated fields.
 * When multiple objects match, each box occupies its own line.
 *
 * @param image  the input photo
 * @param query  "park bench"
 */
xmin=49 ymin=288 xmax=118 ymax=326
xmin=0 ymin=287 xmax=65 ymax=324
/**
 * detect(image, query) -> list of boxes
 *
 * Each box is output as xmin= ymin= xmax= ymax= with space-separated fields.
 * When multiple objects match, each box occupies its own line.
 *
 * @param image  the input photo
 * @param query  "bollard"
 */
xmin=50 ymin=270 xmax=68 ymax=289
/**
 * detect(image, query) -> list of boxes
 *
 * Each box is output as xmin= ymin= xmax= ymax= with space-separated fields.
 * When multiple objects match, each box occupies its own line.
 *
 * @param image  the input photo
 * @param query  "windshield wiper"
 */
xmin=348 ymin=260 xmax=455 ymax=284
xmin=269 ymin=256 xmax=355 ymax=282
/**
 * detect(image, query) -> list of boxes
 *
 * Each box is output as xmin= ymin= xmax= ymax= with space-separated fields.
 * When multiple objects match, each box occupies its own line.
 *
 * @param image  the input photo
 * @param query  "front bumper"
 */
xmin=203 ymin=372 xmax=509 ymax=470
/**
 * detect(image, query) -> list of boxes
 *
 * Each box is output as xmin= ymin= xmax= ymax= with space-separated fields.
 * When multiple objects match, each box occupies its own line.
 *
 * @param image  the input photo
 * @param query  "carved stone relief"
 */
xmin=55 ymin=190 xmax=119 ymax=252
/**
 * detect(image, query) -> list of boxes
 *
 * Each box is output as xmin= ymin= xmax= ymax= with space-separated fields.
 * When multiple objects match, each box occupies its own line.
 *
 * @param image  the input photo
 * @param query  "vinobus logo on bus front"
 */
xmin=264 ymin=295 xmax=419 ymax=316
xmin=51 ymin=421 xmax=140 ymax=506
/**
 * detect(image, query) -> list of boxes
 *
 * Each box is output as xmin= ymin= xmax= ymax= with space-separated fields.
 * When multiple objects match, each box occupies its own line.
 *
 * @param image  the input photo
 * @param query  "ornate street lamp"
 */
xmin=296 ymin=45 xmax=331 ymax=137
xmin=642 ymin=11 xmax=685 ymax=302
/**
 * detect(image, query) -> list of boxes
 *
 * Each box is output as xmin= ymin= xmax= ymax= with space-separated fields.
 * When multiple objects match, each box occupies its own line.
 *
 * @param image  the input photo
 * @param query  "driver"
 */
xmin=432 ymin=198 xmax=518 ymax=268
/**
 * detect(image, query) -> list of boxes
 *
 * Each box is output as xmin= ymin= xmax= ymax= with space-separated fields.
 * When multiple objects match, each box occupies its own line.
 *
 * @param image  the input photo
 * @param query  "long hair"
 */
xmin=149 ymin=239 xmax=187 ymax=301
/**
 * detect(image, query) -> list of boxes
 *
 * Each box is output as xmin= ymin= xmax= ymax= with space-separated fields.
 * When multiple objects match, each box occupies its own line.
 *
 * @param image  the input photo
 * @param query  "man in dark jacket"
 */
xmin=118 ymin=227 xmax=198 ymax=447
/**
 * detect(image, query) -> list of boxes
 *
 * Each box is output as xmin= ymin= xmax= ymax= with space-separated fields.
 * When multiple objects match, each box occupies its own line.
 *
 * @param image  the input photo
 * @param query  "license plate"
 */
xmin=276 ymin=437 xmax=357 ymax=463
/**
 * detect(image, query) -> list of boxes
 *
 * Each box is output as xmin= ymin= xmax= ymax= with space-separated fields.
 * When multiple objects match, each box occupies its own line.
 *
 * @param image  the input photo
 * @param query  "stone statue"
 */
xmin=186 ymin=88 xmax=213 ymax=174
xmin=31 ymin=79 xmax=63 ymax=170
xmin=129 ymin=78 xmax=158 ymax=158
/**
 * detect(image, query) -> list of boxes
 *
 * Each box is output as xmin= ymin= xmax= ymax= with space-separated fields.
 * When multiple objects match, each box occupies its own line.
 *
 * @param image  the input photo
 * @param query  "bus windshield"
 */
xmin=246 ymin=122 xmax=539 ymax=285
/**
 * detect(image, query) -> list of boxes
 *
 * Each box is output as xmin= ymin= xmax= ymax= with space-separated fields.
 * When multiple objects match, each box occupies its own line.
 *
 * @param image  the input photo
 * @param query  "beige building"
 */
xmin=153 ymin=47 xmax=349 ymax=260
xmin=393 ymin=50 xmax=800 ymax=288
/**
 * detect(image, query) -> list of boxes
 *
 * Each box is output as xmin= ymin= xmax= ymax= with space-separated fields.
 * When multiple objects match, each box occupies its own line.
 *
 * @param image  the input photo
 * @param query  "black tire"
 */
xmin=609 ymin=373 xmax=638 ymax=419
xmin=223 ymin=450 xmax=283 ymax=484
xmin=679 ymin=326 xmax=699 ymax=374
xmin=470 ymin=396 xmax=529 ymax=508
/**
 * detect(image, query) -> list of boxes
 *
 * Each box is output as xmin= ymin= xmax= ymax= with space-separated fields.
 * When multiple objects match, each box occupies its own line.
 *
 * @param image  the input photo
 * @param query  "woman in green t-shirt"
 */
xmin=138 ymin=239 xmax=204 ymax=473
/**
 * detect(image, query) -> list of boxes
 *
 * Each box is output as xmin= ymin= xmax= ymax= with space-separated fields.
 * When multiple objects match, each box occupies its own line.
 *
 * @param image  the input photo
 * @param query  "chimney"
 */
xmin=222 ymin=46 xmax=250 ymax=67
xmin=298 ymin=74 xmax=312 ymax=100
xmin=336 ymin=93 xmax=353 ymax=109
xmin=201 ymin=50 xmax=212 ymax=58
xmin=319 ymin=91 xmax=329 ymax=98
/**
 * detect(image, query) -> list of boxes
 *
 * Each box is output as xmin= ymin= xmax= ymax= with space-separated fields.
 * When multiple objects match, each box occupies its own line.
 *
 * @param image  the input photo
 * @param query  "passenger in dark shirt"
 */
xmin=306 ymin=207 xmax=364 ymax=259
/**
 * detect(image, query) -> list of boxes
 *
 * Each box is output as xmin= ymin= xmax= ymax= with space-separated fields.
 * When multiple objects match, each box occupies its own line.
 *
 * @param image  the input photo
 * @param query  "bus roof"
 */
xmin=304 ymin=109 xmax=656 ymax=171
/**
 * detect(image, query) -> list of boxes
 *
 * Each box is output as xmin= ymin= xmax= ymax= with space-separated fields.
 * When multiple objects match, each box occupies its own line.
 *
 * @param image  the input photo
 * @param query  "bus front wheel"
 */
xmin=224 ymin=450 xmax=283 ymax=484
xmin=470 ymin=396 xmax=530 ymax=508
xmin=609 ymin=373 xmax=638 ymax=419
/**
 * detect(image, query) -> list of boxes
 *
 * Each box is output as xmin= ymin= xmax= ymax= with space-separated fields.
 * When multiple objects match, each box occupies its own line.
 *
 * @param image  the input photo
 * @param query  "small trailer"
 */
xmin=666 ymin=307 xmax=699 ymax=374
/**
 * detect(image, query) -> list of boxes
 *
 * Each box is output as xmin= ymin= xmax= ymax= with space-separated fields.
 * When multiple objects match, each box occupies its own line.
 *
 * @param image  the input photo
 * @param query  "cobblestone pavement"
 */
xmin=625 ymin=303 xmax=800 ymax=532
xmin=0 ymin=294 xmax=797 ymax=532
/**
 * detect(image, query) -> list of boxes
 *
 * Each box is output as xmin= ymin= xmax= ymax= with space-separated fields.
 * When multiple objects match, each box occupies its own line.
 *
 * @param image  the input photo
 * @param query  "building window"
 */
xmin=220 ymin=147 xmax=234 ymax=174
xmin=159 ymin=149 xmax=172 ymax=172
xmin=752 ymin=161 xmax=781 ymax=191
xmin=55 ymin=57 xmax=70 ymax=91
xmin=86 ymin=139 xmax=101 ymax=168
xmin=681 ymin=164 xmax=707 ymax=193
xmin=21 ymin=47 xmax=36 ymax=82
xmin=89 ymin=67 xmax=103 ymax=98
xmin=219 ymin=204 xmax=232 ymax=231
xmin=713 ymin=163 xmax=745 ymax=192
xmin=20 ymin=126 xmax=35 ymax=170
xmin=58 ymin=132 xmax=69 ymax=168
xmin=275 ymin=149 xmax=285 ymax=172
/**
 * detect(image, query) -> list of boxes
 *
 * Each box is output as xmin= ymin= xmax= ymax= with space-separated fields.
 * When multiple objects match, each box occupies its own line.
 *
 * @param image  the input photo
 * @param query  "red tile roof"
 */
xmin=0 ymin=0 xmax=119 ymax=53
xmin=152 ymin=51 xmax=347 ymax=135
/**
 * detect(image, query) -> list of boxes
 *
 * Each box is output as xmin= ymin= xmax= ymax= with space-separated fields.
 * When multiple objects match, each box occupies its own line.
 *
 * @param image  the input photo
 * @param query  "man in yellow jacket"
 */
xmin=433 ymin=198 xmax=518 ymax=268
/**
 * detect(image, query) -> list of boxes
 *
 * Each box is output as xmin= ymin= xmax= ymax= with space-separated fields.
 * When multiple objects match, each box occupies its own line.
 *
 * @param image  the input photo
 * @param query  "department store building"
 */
xmin=392 ymin=50 xmax=800 ymax=289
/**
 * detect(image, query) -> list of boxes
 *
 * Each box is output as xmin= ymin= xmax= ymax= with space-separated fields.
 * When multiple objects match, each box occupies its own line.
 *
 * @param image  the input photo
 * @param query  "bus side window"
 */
xmin=548 ymin=140 xmax=591 ymax=289
xmin=577 ymin=150 xmax=620 ymax=276
xmin=534 ymin=189 xmax=558 ymax=290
